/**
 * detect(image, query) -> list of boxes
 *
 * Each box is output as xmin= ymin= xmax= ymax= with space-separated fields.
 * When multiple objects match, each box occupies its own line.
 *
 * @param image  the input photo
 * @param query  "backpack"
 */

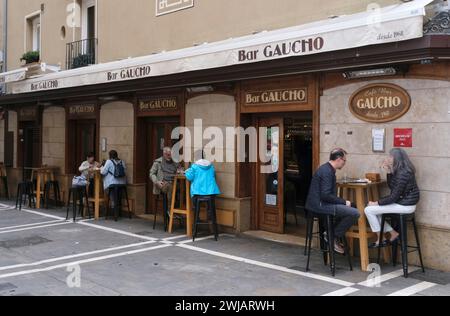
xmin=110 ymin=160 xmax=126 ymax=178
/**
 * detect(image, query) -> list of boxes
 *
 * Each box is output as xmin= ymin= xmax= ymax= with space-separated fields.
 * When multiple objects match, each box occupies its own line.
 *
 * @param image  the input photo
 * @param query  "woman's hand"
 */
xmin=368 ymin=201 xmax=379 ymax=206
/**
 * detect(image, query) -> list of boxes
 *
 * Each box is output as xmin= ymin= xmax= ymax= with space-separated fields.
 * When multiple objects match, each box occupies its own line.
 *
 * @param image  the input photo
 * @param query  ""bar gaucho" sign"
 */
xmin=349 ymin=84 xmax=411 ymax=123
xmin=139 ymin=97 xmax=178 ymax=112
xmin=68 ymin=104 xmax=96 ymax=119
xmin=245 ymin=88 xmax=308 ymax=106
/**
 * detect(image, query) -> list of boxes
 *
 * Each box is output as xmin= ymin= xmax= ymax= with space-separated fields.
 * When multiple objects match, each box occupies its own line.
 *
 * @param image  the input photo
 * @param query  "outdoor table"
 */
xmin=168 ymin=175 xmax=194 ymax=237
xmin=28 ymin=166 xmax=59 ymax=209
xmin=337 ymin=180 xmax=390 ymax=271
xmin=88 ymin=168 xmax=107 ymax=220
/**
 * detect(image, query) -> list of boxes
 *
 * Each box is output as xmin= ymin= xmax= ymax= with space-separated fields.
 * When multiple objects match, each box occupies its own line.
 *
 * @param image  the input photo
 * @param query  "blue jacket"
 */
xmin=185 ymin=160 xmax=221 ymax=197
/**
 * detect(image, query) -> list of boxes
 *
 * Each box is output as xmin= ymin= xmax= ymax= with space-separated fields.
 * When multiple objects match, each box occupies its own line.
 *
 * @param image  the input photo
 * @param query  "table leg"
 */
xmin=36 ymin=173 xmax=41 ymax=209
xmin=356 ymin=188 xmax=370 ymax=272
xmin=168 ymin=179 xmax=177 ymax=234
xmin=186 ymin=180 xmax=192 ymax=237
xmin=95 ymin=173 xmax=100 ymax=220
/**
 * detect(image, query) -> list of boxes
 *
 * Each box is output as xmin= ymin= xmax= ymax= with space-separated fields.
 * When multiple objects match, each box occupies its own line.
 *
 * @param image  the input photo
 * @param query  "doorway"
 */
xmin=145 ymin=118 xmax=180 ymax=214
xmin=254 ymin=112 xmax=313 ymax=235
xmin=18 ymin=121 xmax=41 ymax=180
xmin=68 ymin=119 xmax=97 ymax=175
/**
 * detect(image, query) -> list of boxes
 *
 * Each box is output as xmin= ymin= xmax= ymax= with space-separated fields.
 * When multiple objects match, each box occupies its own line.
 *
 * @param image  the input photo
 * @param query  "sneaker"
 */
xmin=334 ymin=241 xmax=345 ymax=254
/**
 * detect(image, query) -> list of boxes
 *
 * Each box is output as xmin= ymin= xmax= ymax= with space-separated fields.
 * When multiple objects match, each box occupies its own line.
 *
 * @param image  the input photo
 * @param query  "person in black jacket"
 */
xmin=306 ymin=148 xmax=360 ymax=254
xmin=365 ymin=148 xmax=420 ymax=247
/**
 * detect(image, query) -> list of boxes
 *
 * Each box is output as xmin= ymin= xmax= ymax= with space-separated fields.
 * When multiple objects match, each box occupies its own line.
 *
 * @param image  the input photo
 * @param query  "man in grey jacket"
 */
xmin=149 ymin=147 xmax=182 ymax=204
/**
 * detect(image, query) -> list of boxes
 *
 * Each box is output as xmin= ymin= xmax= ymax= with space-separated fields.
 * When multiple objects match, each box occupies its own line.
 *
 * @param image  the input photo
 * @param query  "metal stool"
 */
xmin=306 ymin=210 xmax=353 ymax=277
xmin=44 ymin=180 xmax=61 ymax=208
xmin=192 ymin=195 xmax=219 ymax=242
xmin=66 ymin=186 xmax=91 ymax=222
xmin=378 ymin=213 xmax=425 ymax=278
xmin=15 ymin=181 xmax=36 ymax=210
xmin=106 ymin=184 xmax=131 ymax=221
xmin=153 ymin=193 xmax=169 ymax=231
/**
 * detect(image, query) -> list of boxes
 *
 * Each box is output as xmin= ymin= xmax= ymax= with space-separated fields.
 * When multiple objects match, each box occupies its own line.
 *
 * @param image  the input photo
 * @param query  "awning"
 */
xmin=4 ymin=0 xmax=433 ymax=95
xmin=0 ymin=68 xmax=27 ymax=84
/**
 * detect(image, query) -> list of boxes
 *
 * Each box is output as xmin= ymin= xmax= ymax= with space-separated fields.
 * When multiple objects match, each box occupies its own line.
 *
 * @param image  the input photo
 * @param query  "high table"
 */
xmin=89 ymin=169 xmax=107 ymax=220
xmin=168 ymin=175 xmax=194 ymax=237
xmin=28 ymin=166 xmax=59 ymax=209
xmin=337 ymin=181 xmax=390 ymax=271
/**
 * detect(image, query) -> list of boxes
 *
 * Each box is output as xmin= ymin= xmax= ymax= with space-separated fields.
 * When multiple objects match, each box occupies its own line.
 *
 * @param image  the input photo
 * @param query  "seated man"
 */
xmin=149 ymin=147 xmax=182 ymax=208
xmin=305 ymin=148 xmax=360 ymax=254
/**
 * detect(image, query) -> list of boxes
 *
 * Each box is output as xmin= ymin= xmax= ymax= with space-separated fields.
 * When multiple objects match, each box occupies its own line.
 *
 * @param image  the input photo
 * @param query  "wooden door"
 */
xmin=257 ymin=117 xmax=284 ymax=234
xmin=146 ymin=120 xmax=180 ymax=214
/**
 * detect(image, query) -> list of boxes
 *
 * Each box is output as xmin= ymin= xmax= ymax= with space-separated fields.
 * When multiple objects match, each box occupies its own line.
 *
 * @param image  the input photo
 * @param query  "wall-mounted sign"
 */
xmin=68 ymin=104 xmax=96 ymax=119
xmin=349 ymin=84 xmax=411 ymax=123
xmin=245 ymin=88 xmax=308 ymax=106
xmin=156 ymin=0 xmax=194 ymax=16
xmin=18 ymin=107 xmax=38 ymax=121
xmin=394 ymin=128 xmax=413 ymax=148
xmin=138 ymin=97 xmax=178 ymax=112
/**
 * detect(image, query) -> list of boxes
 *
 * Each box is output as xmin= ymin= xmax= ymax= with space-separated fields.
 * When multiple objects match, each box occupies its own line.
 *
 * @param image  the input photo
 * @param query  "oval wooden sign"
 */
xmin=349 ymin=83 xmax=411 ymax=123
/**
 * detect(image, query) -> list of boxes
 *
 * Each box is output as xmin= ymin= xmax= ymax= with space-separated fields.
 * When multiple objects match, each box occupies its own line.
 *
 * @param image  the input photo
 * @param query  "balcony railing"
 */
xmin=66 ymin=38 xmax=98 ymax=70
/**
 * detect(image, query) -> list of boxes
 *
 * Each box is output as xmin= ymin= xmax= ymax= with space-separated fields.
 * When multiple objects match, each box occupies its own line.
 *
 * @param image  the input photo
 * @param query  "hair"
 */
xmin=390 ymin=148 xmax=416 ymax=175
xmin=86 ymin=152 xmax=95 ymax=159
xmin=109 ymin=150 xmax=119 ymax=160
xmin=330 ymin=148 xmax=347 ymax=161
xmin=194 ymin=149 xmax=205 ymax=161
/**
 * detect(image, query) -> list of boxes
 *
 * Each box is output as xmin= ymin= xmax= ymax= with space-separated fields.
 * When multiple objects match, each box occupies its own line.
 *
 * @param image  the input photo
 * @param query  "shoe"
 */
xmin=369 ymin=240 xmax=388 ymax=248
xmin=389 ymin=236 xmax=400 ymax=244
xmin=334 ymin=241 xmax=345 ymax=254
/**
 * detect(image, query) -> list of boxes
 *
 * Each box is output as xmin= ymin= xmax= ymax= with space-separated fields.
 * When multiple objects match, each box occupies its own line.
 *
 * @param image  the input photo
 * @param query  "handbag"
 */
xmin=72 ymin=175 xmax=88 ymax=187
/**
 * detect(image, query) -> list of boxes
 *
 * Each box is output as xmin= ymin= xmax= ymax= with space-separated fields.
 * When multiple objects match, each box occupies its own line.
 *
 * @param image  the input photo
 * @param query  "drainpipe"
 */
xmin=2 ymin=0 xmax=7 ymax=73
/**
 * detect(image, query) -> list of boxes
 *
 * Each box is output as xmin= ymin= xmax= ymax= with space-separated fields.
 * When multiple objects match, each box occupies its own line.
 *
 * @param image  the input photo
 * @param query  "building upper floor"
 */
xmin=2 ymin=0 xmax=417 ymax=72
xmin=0 ymin=0 xmax=448 ymax=87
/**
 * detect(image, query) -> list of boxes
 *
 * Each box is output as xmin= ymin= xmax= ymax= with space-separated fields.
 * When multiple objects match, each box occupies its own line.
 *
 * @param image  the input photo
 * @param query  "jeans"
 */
xmin=364 ymin=204 xmax=416 ymax=233
xmin=333 ymin=205 xmax=360 ymax=237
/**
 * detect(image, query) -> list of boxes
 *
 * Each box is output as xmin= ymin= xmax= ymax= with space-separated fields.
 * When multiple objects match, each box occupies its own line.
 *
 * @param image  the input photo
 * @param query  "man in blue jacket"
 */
xmin=305 ymin=148 xmax=360 ymax=254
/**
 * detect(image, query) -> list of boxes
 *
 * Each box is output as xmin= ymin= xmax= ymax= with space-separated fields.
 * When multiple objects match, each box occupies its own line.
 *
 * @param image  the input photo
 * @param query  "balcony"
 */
xmin=66 ymin=38 xmax=97 ymax=70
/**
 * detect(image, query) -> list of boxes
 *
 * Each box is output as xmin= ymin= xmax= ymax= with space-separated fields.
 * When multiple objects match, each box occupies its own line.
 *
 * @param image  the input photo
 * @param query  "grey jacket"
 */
xmin=149 ymin=157 xmax=180 ymax=195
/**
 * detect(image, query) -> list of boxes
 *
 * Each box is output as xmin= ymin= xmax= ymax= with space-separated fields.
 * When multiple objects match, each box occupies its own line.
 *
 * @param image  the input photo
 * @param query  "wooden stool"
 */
xmin=168 ymin=175 xmax=193 ymax=237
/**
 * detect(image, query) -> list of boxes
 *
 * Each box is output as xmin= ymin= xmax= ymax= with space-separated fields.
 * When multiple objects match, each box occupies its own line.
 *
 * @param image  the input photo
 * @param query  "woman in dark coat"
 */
xmin=365 ymin=148 xmax=420 ymax=246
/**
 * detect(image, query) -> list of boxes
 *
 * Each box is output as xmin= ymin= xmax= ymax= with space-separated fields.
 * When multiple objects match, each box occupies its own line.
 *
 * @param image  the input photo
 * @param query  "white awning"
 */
xmin=0 ymin=68 xmax=28 ymax=84
xmin=5 ymin=0 xmax=433 ymax=95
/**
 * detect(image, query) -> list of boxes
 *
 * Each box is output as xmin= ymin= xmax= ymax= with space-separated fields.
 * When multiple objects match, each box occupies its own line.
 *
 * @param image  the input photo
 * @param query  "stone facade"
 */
xmin=321 ymin=78 xmax=450 ymax=271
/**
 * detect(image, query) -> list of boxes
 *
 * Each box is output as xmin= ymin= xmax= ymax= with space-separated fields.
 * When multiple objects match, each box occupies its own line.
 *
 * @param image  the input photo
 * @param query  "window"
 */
xmin=25 ymin=13 xmax=41 ymax=53
xmin=81 ymin=0 xmax=96 ymax=40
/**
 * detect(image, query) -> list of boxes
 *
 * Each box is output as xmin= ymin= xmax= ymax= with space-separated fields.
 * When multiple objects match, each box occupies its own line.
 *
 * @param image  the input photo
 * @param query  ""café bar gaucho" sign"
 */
xmin=349 ymin=83 xmax=411 ymax=123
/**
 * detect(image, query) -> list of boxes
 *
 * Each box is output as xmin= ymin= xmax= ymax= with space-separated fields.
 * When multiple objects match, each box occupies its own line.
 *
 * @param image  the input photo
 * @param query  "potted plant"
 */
xmin=20 ymin=51 xmax=40 ymax=65
xmin=72 ymin=54 xmax=93 ymax=69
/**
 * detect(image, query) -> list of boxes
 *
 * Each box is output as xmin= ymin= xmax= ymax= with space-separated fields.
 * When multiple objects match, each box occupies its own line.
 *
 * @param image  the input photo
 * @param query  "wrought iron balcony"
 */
xmin=66 ymin=38 xmax=98 ymax=70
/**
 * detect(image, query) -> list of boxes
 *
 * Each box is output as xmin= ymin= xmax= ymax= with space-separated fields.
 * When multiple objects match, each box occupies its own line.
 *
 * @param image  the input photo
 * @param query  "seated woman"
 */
xmin=78 ymin=152 xmax=100 ymax=196
xmin=185 ymin=152 xmax=221 ymax=210
xmin=365 ymin=148 xmax=420 ymax=247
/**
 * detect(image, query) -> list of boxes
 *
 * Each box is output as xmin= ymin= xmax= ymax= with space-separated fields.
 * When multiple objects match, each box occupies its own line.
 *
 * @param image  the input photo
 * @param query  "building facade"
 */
xmin=1 ymin=0 xmax=450 ymax=271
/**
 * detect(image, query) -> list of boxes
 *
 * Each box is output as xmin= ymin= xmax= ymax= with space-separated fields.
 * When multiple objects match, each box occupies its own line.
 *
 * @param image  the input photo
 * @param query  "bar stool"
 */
xmin=0 ymin=163 xmax=9 ymax=199
xmin=106 ymin=184 xmax=131 ymax=221
xmin=15 ymin=181 xmax=36 ymax=210
xmin=305 ymin=210 xmax=353 ymax=277
xmin=192 ymin=195 xmax=219 ymax=242
xmin=153 ymin=193 xmax=169 ymax=231
xmin=304 ymin=209 xmax=320 ymax=256
xmin=378 ymin=213 xmax=425 ymax=278
xmin=66 ymin=186 xmax=91 ymax=222
xmin=44 ymin=180 xmax=62 ymax=208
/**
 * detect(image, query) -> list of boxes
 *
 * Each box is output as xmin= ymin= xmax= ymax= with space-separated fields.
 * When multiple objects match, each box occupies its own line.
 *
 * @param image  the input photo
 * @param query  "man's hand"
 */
xmin=346 ymin=201 xmax=352 ymax=207
xmin=157 ymin=181 xmax=165 ymax=189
